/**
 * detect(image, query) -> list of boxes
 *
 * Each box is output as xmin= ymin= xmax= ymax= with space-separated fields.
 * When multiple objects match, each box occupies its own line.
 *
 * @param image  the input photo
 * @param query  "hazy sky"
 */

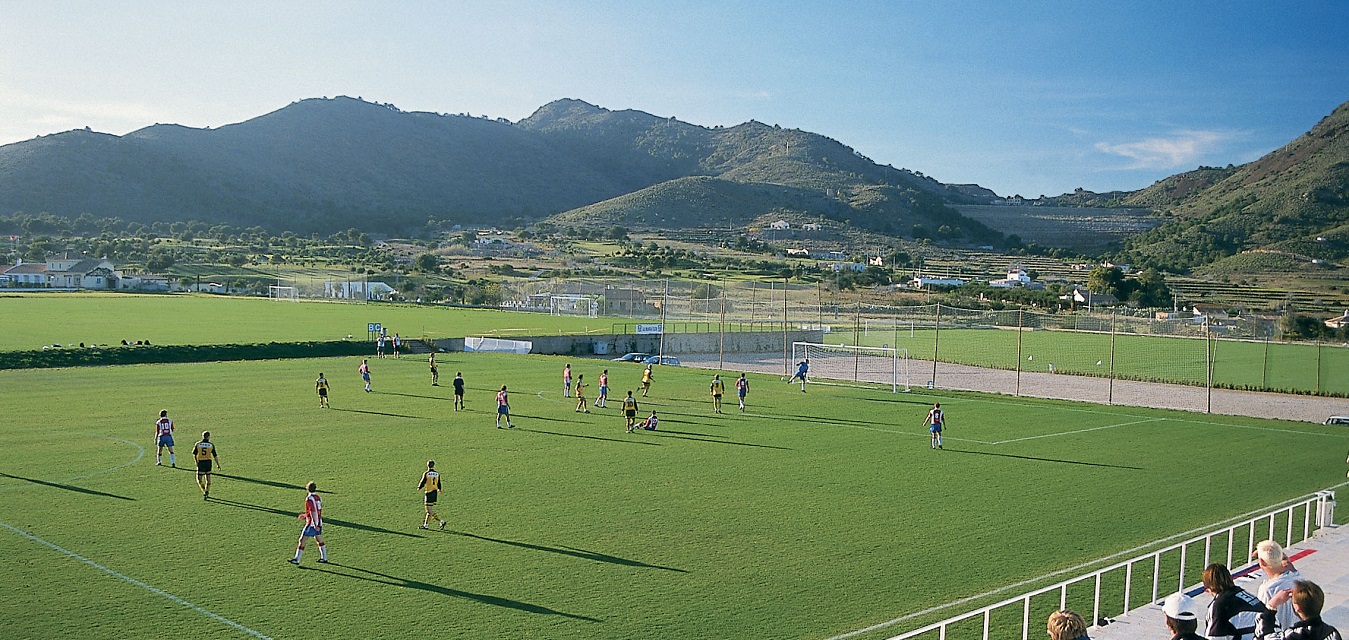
xmin=1 ymin=1 xmax=1345 ymax=197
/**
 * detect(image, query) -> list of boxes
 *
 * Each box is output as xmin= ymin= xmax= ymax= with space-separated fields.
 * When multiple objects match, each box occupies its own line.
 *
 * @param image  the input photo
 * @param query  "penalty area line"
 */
xmin=0 ymin=520 xmax=274 ymax=640
xmin=990 ymin=418 xmax=1166 ymax=445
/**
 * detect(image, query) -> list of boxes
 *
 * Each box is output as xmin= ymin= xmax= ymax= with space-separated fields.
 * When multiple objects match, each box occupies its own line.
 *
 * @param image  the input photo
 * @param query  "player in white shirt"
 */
xmin=289 ymin=482 xmax=327 ymax=564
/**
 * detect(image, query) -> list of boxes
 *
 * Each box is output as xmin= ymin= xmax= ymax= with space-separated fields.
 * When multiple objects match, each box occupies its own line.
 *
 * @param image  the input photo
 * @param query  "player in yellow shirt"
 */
xmin=417 ymin=460 xmax=447 ymax=531
xmin=191 ymin=431 xmax=221 ymax=500
xmin=622 ymin=391 xmax=640 ymax=433
xmin=315 ymin=372 xmax=329 ymax=409
xmin=710 ymin=374 xmax=725 ymax=414
xmin=574 ymin=374 xmax=590 ymax=413
xmin=640 ymin=365 xmax=654 ymax=397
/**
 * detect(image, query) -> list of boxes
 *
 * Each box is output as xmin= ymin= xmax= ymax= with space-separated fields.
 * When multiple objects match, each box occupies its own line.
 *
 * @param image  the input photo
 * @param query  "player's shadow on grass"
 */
xmin=0 ymin=471 xmax=134 ymax=500
xmin=648 ymin=433 xmax=792 ymax=450
xmin=307 ymin=562 xmax=602 ymax=622
xmin=517 ymin=428 xmax=662 ymax=446
xmin=645 ymin=428 xmax=727 ymax=438
xmin=169 ymin=468 xmax=334 ymax=494
xmin=854 ymin=396 xmax=940 ymax=407
xmin=330 ymin=407 xmax=428 ymax=420
xmin=208 ymin=497 xmax=424 ymax=538
xmin=447 ymin=529 xmax=687 ymax=573
xmin=760 ymin=412 xmax=906 ymax=429
xmin=378 ymin=391 xmax=449 ymax=402
xmin=946 ymin=449 xmax=1144 ymax=470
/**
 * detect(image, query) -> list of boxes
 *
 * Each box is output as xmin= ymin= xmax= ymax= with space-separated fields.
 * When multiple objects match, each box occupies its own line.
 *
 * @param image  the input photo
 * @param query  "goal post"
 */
xmin=791 ymin=342 xmax=909 ymax=393
xmin=268 ymin=285 xmax=298 ymax=301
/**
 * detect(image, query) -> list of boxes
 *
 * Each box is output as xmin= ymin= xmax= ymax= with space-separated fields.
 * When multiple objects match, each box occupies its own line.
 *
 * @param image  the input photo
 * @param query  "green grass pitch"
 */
xmin=1 ymin=354 xmax=1347 ymax=640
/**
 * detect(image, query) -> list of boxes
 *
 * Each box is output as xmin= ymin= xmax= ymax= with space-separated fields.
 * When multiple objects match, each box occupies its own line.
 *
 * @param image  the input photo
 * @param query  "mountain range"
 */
xmin=0 ymin=96 xmax=1345 ymax=274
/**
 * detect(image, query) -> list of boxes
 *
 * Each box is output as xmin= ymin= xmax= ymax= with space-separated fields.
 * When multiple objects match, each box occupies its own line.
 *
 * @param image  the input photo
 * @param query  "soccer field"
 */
xmin=1 ymin=354 xmax=1346 ymax=640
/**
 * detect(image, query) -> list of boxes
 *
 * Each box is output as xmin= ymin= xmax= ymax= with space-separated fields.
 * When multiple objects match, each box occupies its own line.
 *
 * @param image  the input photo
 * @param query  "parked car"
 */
xmin=641 ymin=355 xmax=681 ymax=366
xmin=1325 ymin=416 xmax=1349 ymax=425
xmin=612 ymin=352 xmax=652 ymax=362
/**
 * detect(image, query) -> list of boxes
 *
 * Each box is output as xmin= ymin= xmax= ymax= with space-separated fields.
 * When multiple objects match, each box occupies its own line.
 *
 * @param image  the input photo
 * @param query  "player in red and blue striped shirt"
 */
xmin=289 ymin=482 xmax=327 ymax=565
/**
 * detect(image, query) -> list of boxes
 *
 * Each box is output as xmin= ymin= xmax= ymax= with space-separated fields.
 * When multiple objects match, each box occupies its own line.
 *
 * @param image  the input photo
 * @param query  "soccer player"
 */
xmin=315 ymin=372 xmax=329 ymax=408
xmin=496 ymin=385 xmax=514 ymax=429
xmin=452 ymin=372 xmax=465 ymax=411
xmin=392 ymin=333 xmax=401 ymax=358
xmin=191 ymin=431 xmax=221 ymax=499
xmin=359 ymin=359 xmax=372 ymax=392
xmin=429 ymin=353 xmax=439 ymax=386
xmin=924 ymin=402 xmax=945 ymax=449
xmin=640 ymin=410 xmax=659 ymax=430
xmin=735 ymin=373 xmax=749 ymax=412
xmin=595 ymin=370 xmax=609 ymax=408
xmin=562 ymin=363 xmax=572 ymax=397
xmin=640 ymin=365 xmax=654 ymax=397
xmin=376 ymin=333 xmax=385 ymax=358
xmin=418 ymin=461 xmax=447 ymax=531
xmin=622 ymin=391 xmax=640 ymax=433
xmin=710 ymin=374 xmax=725 ymax=414
xmin=789 ymin=359 xmax=809 ymax=392
xmin=574 ymin=374 xmax=590 ymax=413
xmin=289 ymin=482 xmax=327 ymax=565
xmin=154 ymin=409 xmax=176 ymax=467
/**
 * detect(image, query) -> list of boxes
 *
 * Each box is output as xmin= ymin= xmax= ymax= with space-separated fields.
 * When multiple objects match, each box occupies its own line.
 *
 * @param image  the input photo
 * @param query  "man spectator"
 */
xmin=1254 ymin=540 xmax=1302 ymax=632
xmin=1204 ymin=562 xmax=1270 ymax=640
xmin=1046 ymin=609 xmax=1090 ymax=640
xmin=1163 ymin=593 xmax=1206 ymax=640
xmin=1257 ymin=580 xmax=1343 ymax=640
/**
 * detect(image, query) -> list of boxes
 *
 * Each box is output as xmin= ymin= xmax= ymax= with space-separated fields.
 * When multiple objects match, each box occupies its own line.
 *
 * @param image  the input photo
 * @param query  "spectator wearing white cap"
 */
xmin=1254 ymin=540 xmax=1302 ymax=632
xmin=1163 ymin=593 xmax=1206 ymax=640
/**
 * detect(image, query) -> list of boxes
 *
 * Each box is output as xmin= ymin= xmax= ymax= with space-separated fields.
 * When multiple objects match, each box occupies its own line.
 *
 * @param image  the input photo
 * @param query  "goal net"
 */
xmin=791 ymin=342 xmax=909 ymax=392
xmin=268 ymin=285 xmax=298 ymax=302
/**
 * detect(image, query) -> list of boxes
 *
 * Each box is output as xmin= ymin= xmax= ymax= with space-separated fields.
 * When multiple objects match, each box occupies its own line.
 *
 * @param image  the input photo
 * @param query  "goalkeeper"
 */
xmin=788 ymin=358 xmax=809 ymax=392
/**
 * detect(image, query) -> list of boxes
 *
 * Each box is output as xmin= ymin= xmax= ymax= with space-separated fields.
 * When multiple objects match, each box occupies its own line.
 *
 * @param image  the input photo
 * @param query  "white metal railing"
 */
xmin=885 ymin=490 xmax=1336 ymax=640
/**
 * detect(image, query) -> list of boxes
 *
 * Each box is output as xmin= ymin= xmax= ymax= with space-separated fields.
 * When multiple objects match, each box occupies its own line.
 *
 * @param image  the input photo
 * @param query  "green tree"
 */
xmin=413 ymin=253 xmax=439 ymax=273
xmin=1086 ymin=266 xmax=1126 ymax=295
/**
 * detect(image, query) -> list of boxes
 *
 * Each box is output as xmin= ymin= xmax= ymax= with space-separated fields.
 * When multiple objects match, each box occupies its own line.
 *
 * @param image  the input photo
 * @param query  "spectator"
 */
xmin=1163 ymin=593 xmax=1205 ymax=640
xmin=1205 ymin=563 xmax=1270 ymax=640
xmin=1047 ymin=609 xmax=1090 ymax=640
xmin=1253 ymin=540 xmax=1302 ymax=632
xmin=1257 ymin=580 xmax=1342 ymax=640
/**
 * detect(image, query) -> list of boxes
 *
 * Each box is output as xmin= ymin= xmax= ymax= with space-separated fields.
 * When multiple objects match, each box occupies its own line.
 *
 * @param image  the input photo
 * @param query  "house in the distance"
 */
xmin=1325 ymin=310 xmax=1349 ymax=330
xmin=989 ymin=265 xmax=1033 ymax=288
xmin=1 ymin=252 xmax=119 ymax=289
xmin=910 ymin=275 xmax=967 ymax=288
xmin=1060 ymin=287 xmax=1118 ymax=308
xmin=325 ymin=280 xmax=396 ymax=300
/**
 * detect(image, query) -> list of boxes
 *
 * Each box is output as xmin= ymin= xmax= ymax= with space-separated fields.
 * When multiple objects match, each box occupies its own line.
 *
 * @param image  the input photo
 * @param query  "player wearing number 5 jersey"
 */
xmin=154 ymin=410 xmax=176 ymax=467
xmin=289 ymin=482 xmax=327 ymax=565
xmin=191 ymin=432 xmax=220 ymax=499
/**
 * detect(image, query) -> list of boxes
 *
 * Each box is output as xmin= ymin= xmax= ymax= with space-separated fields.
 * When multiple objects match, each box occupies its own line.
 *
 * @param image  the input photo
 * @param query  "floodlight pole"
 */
xmin=1206 ymin=331 xmax=1214 ymax=414
xmin=718 ymin=274 xmax=727 ymax=371
xmin=782 ymin=277 xmax=790 ymax=378
xmin=1108 ymin=310 xmax=1117 ymax=405
xmin=1015 ymin=309 xmax=1024 ymax=397
xmin=931 ymin=303 xmax=941 ymax=388
xmin=658 ymin=279 xmax=668 ymax=359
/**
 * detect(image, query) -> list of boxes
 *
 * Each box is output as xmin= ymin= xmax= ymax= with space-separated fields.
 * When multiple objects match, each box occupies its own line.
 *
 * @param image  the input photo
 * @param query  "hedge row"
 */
xmin=1 ymin=340 xmax=372 ymax=370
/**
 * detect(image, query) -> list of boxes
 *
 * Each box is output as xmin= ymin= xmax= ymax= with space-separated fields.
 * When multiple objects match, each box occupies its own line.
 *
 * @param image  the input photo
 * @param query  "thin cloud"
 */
xmin=1094 ymin=130 xmax=1237 ymax=169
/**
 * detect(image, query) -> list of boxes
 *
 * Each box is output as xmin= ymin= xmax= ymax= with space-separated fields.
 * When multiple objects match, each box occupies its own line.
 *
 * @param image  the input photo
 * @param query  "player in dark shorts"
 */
xmin=191 ymin=431 xmax=221 ymax=499
xmin=452 ymin=372 xmax=465 ymax=411
xmin=418 ymin=460 xmax=447 ymax=531
xmin=622 ymin=391 xmax=640 ymax=433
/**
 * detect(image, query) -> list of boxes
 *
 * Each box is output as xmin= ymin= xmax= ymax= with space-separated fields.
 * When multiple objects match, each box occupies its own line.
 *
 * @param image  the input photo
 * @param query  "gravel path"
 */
xmin=678 ymin=353 xmax=1349 ymax=424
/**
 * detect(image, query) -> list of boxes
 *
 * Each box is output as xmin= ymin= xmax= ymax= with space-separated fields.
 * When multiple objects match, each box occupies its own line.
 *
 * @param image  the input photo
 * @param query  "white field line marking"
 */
xmin=738 ymin=412 xmax=996 ymax=444
xmin=0 ymin=520 xmax=274 ymax=640
xmin=824 ymin=480 xmax=1349 ymax=640
xmin=990 ymin=418 xmax=1166 ymax=445
xmin=0 ymin=432 xmax=145 ymax=494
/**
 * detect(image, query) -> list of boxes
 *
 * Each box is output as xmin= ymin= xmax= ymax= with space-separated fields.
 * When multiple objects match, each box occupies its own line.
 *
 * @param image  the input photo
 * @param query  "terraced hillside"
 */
xmin=953 ymin=205 xmax=1161 ymax=252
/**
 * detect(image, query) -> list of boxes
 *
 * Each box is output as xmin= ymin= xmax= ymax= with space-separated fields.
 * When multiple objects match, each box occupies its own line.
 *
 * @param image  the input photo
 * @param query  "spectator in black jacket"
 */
xmin=1204 ymin=563 xmax=1270 ymax=640
xmin=1163 ymin=592 xmax=1206 ymax=640
xmin=1257 ymin=580 xmax=1343 ymax=640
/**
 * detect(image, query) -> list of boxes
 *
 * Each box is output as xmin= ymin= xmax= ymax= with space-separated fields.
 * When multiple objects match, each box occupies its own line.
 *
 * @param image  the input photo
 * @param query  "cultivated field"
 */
xmin=2 ymin=354 xmax=1346 ymax=640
